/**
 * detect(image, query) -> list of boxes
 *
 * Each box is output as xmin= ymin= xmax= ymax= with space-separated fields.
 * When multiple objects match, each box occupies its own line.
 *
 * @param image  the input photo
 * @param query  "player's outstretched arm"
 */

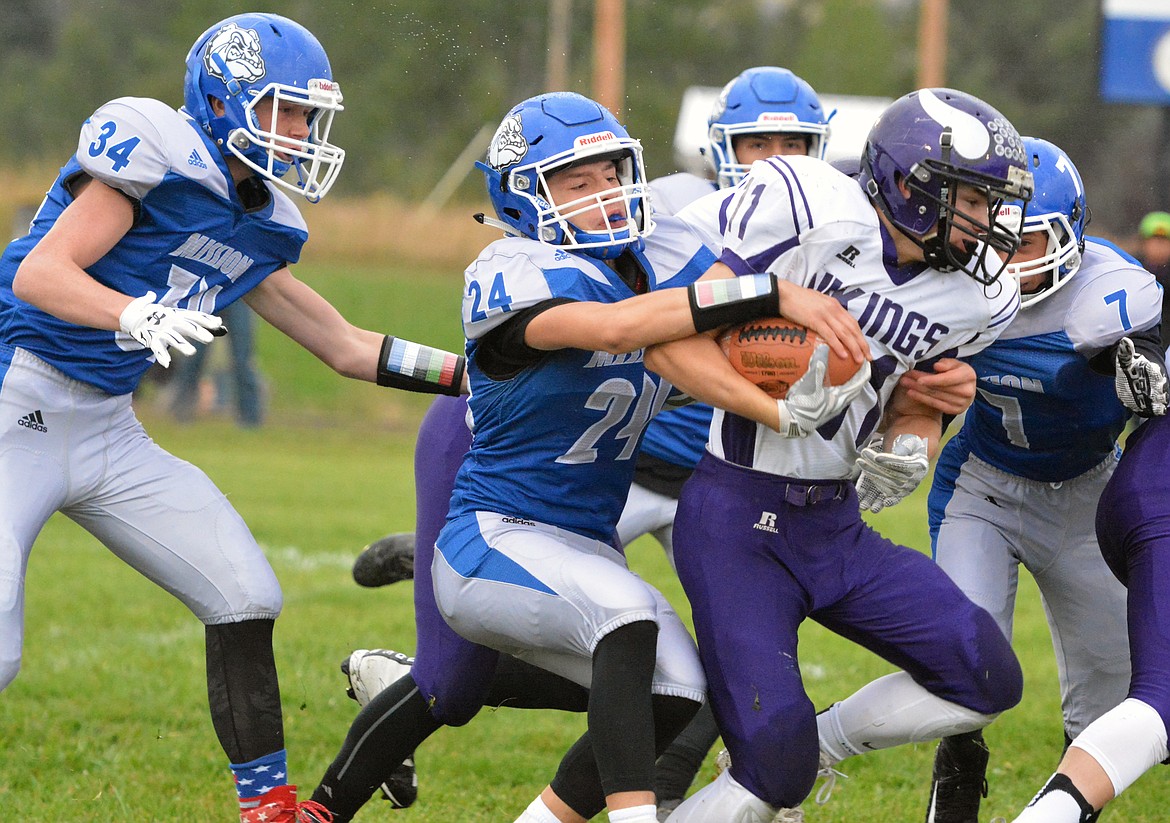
xmin=245 ymin=267 xmax=464 ymax=394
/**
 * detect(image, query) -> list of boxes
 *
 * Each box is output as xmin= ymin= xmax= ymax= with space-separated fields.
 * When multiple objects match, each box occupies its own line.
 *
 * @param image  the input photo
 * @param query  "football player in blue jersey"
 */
xmin=649 ymin=65 xmax=831 ymax=216
xmin=0 ymin=13 xmax=465 ymax=823
xmin=305 ymin=91 xmax=872 ymax=823
xmin=1006 ymin=171 xmax=1170 ymax=822
xmin=645 ymin=88 xmax=1035 ymax=822
xmin=921 ymin=138 xmax=1166 ymax=823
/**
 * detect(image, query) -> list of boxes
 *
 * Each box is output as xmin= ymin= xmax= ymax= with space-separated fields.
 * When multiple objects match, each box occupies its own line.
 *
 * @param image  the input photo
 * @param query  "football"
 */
xmin=718 ymin=318 xmax=859 ymax=399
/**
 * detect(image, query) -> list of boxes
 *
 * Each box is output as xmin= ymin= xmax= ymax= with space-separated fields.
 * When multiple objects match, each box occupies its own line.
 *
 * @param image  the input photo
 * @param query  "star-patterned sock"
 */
xmin=232 ymin=749 xmax=290 ymax=811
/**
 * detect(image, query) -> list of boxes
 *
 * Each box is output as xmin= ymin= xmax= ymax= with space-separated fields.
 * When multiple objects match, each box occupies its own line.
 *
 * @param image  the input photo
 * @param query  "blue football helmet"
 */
xmin=860 ymin=88 xmax=1034 ymax=284
xmin=708 ymin=67 xmax=830 ymax=188
xmin=478 ymin=92 xmax=653 ymax=260
xmin=1001 ymin=137 xmax=1087 ymax=308
xmin=183 ymin=13 xmax=345 ymax=202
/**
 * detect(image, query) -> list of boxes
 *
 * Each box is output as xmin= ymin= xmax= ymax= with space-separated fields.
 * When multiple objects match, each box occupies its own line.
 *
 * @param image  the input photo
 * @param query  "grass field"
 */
xmin=0 ymin=259 xmax=1162 ymax=821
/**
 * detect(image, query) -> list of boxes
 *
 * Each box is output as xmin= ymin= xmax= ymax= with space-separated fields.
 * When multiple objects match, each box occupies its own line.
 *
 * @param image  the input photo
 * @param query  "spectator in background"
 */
xmin=171 ymin=299 xmax=265 ymax=427
xmin=1138 ymin=211 xmax=1170 ymax=343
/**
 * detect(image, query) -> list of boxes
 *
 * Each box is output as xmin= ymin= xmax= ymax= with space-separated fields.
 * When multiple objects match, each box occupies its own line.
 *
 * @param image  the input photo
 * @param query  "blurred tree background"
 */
xmin=0 ymin=0 xmax=1163 ymax=239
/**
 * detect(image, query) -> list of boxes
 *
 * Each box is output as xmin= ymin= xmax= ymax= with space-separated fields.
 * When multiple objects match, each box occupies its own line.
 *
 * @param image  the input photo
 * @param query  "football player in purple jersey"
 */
xmin=0 ymin=13 xmax=464 ymax=823
xmin=1010 ymin=415 xmax=1170 ymax=822
xmin=648 ymin=88 xmax=1034 ymax=822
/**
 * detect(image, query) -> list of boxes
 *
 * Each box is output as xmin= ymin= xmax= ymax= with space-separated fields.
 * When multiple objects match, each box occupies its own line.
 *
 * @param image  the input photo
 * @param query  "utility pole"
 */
xmin=917 ymin=0 xmax=948 ymax=88
xmin=546 ymin=0 xmax=571 ymax=92
xmin=593 ymin=0 xmax=625 ymax=116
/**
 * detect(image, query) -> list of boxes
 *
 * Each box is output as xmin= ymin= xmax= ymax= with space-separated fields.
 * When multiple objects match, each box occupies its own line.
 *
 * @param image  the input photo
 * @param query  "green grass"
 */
xmin=1 ymin=259 xmax=1163 ymax=821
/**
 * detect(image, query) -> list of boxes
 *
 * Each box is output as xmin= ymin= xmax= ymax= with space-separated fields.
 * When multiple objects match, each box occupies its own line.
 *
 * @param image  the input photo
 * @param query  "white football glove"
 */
xmin=118 ymin=291 xmax=225 ymax=368
xmin=1115 ymin=336 xmax=1168 ymax=417
xmin=776 ymin=345 xmax=871 ymax=438
xmin=854 ymin=433 xmax=929 ymax=513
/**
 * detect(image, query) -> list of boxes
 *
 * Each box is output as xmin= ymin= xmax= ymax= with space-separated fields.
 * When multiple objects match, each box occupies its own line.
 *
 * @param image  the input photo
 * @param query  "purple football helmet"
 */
xmin=860 ymin=88 xmax=1033 ymax=284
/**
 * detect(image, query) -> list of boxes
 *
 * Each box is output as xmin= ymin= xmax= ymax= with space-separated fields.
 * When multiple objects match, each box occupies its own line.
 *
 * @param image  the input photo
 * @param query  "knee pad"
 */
xmin=819 ymin=672 xmax=999 ymax=761
xmin=1071 ymin=698 xmax=1169 ymax=797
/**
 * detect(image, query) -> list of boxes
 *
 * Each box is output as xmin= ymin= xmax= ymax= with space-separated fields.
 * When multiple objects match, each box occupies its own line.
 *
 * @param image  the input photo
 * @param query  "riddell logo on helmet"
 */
xmin=575 ymin=131 xmax=617 ymax=148
xmin=759 ymin=112 xmax=799 ymax=124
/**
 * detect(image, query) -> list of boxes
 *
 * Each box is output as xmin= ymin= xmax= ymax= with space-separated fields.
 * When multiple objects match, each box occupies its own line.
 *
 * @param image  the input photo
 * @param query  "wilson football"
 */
xmin=718 ymin=318 xmax=860 ymax=399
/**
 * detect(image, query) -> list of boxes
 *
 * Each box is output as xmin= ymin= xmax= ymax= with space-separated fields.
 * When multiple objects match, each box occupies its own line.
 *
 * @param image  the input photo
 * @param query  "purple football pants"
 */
xmin=407 ymin=394 xmax=499 ymax=725
xmin=1096 ymin=414 xmax=1170 ymax=729
xmin=673 ymin=452 xmax=1022 ymax=808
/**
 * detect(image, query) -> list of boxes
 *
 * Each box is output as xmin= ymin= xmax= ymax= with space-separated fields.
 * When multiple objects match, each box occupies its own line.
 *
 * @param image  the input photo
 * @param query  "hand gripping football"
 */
xmin=718 ymin=318 xmax=860 ymax=399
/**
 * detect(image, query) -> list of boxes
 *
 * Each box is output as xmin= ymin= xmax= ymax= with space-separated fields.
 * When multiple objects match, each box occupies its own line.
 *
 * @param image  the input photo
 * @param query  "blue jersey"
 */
xmin=636 ymin=172 xmax=721 ymax=472
xmin=638 ymin=403 xmax=712 ymax=468
xmin=448 ymin=216 xmax=715 ymax=544
xmin=0 ymin=97 xmax=307 ymax=395
xmin=955 ymin=237 xmax=1162 ymax=482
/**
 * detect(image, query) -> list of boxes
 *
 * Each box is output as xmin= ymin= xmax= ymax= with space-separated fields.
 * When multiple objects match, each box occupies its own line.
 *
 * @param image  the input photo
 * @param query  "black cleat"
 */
xmin=352 ymin=532 xmax=416 ymax=587
xmin=925 ymin=731 xmax=990 ymax=823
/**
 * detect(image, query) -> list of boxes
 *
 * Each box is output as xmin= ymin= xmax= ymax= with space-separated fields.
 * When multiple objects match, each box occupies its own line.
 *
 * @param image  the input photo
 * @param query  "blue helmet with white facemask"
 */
xmin=478 ymin=92 xmax=653 ymax=260
xmin=707 ymin=67 xmax=830 ymax=188
xmin=183 ymin=13 xmax=345 ymax=202
xmin=1002 ymin=137 xmax=1087 ymax=308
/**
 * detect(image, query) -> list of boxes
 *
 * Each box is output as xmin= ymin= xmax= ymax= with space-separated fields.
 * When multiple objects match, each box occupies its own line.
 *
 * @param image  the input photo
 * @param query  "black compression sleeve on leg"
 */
xmin=310 ymin=677 xmax=443 ymax=822
xmin=589 ymin=620 xmax=660 ymax=797
xmin=550 ymin=688 xmax=703 ymax=817
xmin=654 ymin=699 xmax=719 ymax=803
xmin=485 ymin=653 xmax=590 ymax=712
xmin=206 ymin=619 xmax=284 ymax=765
xmin=550 ymin=731 xmax=608 ymax=819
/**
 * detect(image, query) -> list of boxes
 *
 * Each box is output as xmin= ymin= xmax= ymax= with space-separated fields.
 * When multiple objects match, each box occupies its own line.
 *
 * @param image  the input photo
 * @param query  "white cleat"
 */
xmin=339 ymin=648 xmax=418 ymax=809
xmin=341 ymin=648 xmax=415 ymax=705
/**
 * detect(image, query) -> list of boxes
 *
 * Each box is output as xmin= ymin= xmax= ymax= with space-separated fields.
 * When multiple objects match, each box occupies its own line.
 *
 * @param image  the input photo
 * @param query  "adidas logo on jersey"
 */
xmin=17 ymin=410 xmax=47 ymax=433
xmin=187 ymin=149 xmax=208 ymax=170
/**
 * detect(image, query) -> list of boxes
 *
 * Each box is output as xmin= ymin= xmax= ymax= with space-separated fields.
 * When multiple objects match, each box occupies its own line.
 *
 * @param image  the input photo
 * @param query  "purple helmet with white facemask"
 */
xmin=860 ymin=88 xmax=1033 ymax=284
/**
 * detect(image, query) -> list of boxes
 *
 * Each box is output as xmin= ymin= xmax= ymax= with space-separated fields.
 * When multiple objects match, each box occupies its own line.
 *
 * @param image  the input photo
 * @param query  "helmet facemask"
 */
xmin=214 ymin=54 xmax=345 ymax=203
xmin=1003 ymin=136 xmax=1088 ymax=308
xmin=897 ymin=129 xmax=1034 ymax=284
xmin=523 ymin=149 xmax=649 ymax=259
xmin=709 ymin=122 xmax=827 ymax=188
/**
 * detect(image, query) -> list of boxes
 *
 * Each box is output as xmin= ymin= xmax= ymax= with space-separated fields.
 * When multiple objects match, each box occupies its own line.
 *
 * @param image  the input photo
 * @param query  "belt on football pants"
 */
xmin=781 ymin=479 xmax=851 ymax=507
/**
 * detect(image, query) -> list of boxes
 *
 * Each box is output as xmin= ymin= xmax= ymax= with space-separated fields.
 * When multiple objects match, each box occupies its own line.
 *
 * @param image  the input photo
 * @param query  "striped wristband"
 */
xmin=377 ymin=336 xmax=465 ymax=395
